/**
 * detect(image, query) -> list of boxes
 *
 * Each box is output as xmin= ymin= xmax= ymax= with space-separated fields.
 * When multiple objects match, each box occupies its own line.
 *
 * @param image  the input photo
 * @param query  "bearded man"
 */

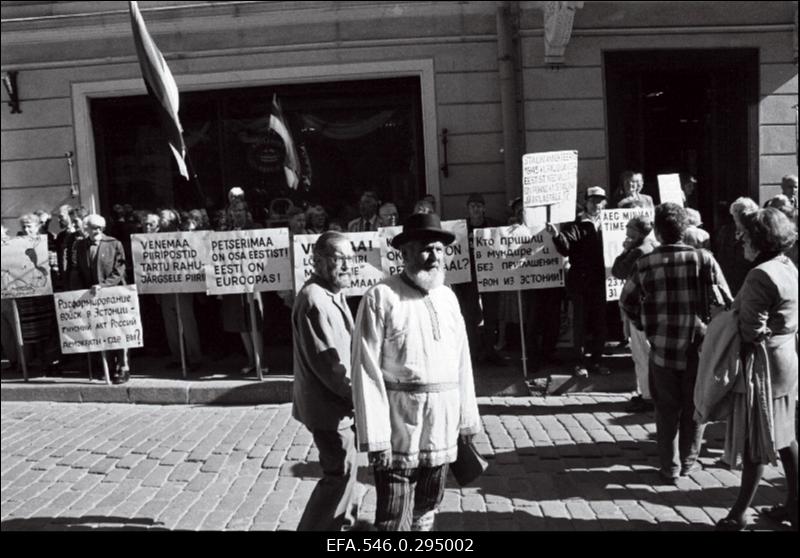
xmin=351 ymin=213 xmax=481 ymax=531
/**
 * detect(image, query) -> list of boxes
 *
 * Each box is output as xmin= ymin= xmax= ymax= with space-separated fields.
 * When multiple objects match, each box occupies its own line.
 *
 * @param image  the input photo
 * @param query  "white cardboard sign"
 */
xmin=131 ymin=231 xmax=209 ymax=294
xmin=204 ymin=228 xmax=292 ymax=294
xmin=601 ymin=208 xmax=655 ymax=301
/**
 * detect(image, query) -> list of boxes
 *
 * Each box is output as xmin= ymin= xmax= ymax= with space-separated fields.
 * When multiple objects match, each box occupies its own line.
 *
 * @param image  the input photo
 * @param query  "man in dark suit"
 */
xmin=69 ymin=213 xmax=129 ymax=384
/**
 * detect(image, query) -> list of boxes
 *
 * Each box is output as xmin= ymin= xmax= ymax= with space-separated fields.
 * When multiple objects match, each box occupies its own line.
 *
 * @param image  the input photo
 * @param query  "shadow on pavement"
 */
xmin=1 ymin=516 xmax=167 ymax=531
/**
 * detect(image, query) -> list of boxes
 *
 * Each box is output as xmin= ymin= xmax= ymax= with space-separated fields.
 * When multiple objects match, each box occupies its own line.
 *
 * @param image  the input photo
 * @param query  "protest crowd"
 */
xmin=1 ymin=170 xmax=798 ymax=532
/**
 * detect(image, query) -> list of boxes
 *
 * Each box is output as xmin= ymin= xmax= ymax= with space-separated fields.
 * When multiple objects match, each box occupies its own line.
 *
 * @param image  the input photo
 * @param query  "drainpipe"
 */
xmin=497 ymin=1 xmax=521 ymax=203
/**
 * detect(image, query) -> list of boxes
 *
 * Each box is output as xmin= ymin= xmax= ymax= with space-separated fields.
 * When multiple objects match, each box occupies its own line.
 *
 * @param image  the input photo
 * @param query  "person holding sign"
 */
xmin=352 ymin=213 xmax=481 ymax=531
xmin=68 ymin=214 xmax=130 ymax=384
xmin=620 ymin=203 xmax=731 ymax=485
xmin=546 ymin=187 xmax=610 ymax=378
xmin=292 ymin=232 xmax=360 ymax=531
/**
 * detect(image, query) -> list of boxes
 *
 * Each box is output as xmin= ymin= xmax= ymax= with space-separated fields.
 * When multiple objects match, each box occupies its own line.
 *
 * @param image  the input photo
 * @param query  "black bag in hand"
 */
xmin=451 ymin=436 xmax=489 ymax=486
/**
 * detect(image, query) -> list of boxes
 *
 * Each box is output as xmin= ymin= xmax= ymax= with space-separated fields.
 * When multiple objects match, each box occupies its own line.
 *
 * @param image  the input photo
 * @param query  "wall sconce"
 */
xmin=2 ymin=71 xmax=21 ymax=114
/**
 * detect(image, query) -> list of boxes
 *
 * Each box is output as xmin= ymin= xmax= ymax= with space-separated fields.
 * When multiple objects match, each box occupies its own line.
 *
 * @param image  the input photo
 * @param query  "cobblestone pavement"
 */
xmin=1 ymin=396 xmax=792 ymax=532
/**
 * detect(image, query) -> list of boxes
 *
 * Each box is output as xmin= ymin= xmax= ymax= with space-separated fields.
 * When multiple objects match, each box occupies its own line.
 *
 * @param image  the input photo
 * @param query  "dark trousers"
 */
xmin=373 ymin=464 xmax=448 ymax=531
xmin=524 ymin=288 xmax=562 ymax=358
xmin=297 ymin=426 xmax=359 ymax=531
xmin=455 ymin=282 xmax=498 ymax=359
xmin=570 ymin=285 xmax=606 ymax=365
xmin=649 ymin=341 xmax=705 ymax=476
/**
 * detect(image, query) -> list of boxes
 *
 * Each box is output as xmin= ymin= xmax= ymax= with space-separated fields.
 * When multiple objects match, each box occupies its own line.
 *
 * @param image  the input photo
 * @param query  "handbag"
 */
xmin=450 ymin=436 xmax=489 ymax=486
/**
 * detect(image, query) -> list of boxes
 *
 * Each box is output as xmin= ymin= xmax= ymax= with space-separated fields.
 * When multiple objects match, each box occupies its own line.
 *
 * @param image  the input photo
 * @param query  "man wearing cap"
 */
xmin=546 ymin=186 xmax=610 ymax=377
xmin=352 ymin=213 xmax=482 ymax=531
xmin=454 ymin=193 xmax=505 ymax=365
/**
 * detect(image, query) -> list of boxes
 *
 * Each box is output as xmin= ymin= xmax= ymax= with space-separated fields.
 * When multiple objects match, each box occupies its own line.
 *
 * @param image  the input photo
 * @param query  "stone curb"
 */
xmin=1 ymin=377 xmax=295 ymax=405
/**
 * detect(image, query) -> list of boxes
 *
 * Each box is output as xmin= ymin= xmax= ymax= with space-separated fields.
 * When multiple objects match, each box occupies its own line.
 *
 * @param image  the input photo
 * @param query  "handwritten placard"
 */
xmin=378 ymin=220 xmax=471 ymax=285
xmin=131 ymin=231 xmax=209 ymax=294
xmin=601 ymin=207 xmax=655 ymax=301
xmin=523 ymin=150 xmax=579 ymax=210
xmin=473 ymin=224 xmax=565 ymax=292
xmin=657 ymin=173 xmax=684 ymax=206
xmin=1 ymin=234 xmax=53 ymax=299
xmin=54 ymin=285 xmax=143 ymax=353
xmin=292 ymin=232 xmax=384 ymax=296
xmin=205 ymin=229 xmax=292 ymax=295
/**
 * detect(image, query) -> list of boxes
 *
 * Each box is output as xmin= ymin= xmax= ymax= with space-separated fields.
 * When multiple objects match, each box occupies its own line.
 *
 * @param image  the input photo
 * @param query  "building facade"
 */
xmin=1 ymin=1 xmax=797 ymax=232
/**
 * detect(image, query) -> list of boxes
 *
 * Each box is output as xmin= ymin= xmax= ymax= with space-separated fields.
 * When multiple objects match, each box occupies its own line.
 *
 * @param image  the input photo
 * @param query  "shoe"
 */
xmin=240 ymin=366 xmax=254 ymax=376
xmin=759 ymin=504 xmax=790 ymax=523
xmin=591 ymin=364 xmax=611 ymax=376
xmin=573 ymin=365 xmax=589 ymax=379
xmin=715 ymin=516 xmax=746 ymax=531
xmin=658 ymin=469 xmax=679 ymax=485
xmin=680 ymin=461 xmax=703 ymax=476
xmin=625 ymin=398 xmax=654 ymax=413
xmin=615 ymin=340 xmax=629 ymax=349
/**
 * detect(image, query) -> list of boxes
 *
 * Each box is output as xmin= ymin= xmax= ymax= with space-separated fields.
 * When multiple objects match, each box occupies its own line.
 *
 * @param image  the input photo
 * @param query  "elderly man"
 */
xmin=621 ymin=203 xmax=731 ymax=484
xmin=69 ymin=213 xmax=129 ymax=384
xmin=348 ymin=191 xmax=380 ymax=232
xmin=377 ymin=202 xmax=400 ymax=228
xmin=292 ymin=232 xmax=360 ymax=531
xmin=780 ymin=174 xmax=798 ymax=207
xmin=352 ymin=213 xmax=481 ymax=531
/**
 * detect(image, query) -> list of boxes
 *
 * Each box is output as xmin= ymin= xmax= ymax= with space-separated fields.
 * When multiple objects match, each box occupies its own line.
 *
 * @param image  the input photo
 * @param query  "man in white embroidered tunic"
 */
xmin=352 ymin=213 xmax=482 ymax=531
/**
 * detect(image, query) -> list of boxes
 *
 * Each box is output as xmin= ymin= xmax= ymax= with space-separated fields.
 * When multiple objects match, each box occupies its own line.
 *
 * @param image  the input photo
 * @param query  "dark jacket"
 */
xmin=69 ymin=234 xmax=126 ymax=290
xmin=552 ymin=215 xmax=605 ymax=291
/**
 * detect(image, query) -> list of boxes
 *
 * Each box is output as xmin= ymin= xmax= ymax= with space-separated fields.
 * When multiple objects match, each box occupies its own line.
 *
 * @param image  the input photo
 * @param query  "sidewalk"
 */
xmin=1 ymin=396 xmax=792 ymax=532
xmin=1 ymin=345 xmax=638 ymax=405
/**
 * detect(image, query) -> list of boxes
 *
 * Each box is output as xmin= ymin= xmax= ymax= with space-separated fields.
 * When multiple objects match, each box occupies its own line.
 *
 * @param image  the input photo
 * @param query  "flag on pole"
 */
xmin=269 ymin=94 xmax=300 ymax=190
xmin=129 ymin=1 xmax=189 ymax=180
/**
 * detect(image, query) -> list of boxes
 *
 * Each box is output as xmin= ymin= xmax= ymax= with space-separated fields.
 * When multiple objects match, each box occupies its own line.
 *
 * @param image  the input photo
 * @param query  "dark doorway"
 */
xmin=605 ymin=49 xmax=759 ymax=232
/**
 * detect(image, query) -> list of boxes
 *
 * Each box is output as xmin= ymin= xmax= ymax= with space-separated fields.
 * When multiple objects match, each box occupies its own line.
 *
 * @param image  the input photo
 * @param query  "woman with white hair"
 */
xmin=712 ymin=197 xmax=759 ymax=297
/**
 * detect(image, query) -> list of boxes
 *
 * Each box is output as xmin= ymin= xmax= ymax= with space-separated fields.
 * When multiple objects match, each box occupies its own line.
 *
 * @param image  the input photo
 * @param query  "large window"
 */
xmin=91 ymin=77 xmax=425 ymax=224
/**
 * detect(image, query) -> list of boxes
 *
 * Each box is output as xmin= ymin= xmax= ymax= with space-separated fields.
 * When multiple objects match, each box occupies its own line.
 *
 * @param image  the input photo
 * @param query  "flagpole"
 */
xmin=176 ymin=293 xmax=187 ymax=379
xmin=184 ymin=150 xmax=206 ymax=208
xmin=517 ymin=290 xmax=528 ymax=380
xmin=10 ymin=299 xmax=27 ymax=382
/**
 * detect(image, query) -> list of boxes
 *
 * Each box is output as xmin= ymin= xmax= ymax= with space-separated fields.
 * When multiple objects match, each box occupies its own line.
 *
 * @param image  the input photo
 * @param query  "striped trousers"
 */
xmin=373 ymin=464 xmax=448 ymax=531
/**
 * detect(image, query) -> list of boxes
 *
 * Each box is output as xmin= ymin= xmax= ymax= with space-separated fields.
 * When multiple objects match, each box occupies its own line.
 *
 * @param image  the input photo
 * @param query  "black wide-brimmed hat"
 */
xmin=390 ymin=213 xmax=456 ymax=249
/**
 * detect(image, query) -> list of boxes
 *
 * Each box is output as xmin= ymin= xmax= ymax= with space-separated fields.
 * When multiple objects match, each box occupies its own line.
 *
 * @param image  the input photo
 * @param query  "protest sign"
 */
xmin=205 ymin=228 xmax=292 ymax=295
xmin=131 ymin=231 xmax=209 ymax=294
xmin=523 ymin=151 xmax=579 ymax=213
xmin=473 ymin=224 xmax=565 ymax=292
xmin=54 ymin=285 xmax=143 ymax=353
xmin=292 ymin=231 xmax=384 ymax=297
xmin=378 ymin=220 xmax=471 ymax=285
xmin=657 ymin=173 xmax=684 ymax=206
xmin=1 ymin=234 xmax=53 ymax=299
xmin=600 ymin=207 xmax=655 ymax=301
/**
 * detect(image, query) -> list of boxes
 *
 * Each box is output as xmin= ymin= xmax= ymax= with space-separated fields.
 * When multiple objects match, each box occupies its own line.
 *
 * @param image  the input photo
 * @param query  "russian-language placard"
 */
xmin=54 ymin=285 xmax=143 ymax=353
xmin=1 ymin=234 xmax=53 ymax=299
xmin=131 ymin=231 xmax=209 ymax=294
xmin=378 ymin=220 xmax=471 ymax=285
xmin=473 ymin=224 xmax=565 ymax=292
xmin=205 ymin=228 xmax=292 ymax=294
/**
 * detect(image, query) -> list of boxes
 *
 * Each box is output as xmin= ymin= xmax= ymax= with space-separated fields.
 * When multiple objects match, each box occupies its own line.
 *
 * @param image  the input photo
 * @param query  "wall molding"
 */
xmin=71 ymin=59 xmax=439 ymax=213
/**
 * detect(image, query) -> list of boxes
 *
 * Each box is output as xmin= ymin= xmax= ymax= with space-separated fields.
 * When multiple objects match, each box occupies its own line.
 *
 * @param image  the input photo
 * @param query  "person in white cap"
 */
xmin=351 ymin=213 xmax=481 ymax=531
xmin=546 ymin=186 xmax=610 ymax=377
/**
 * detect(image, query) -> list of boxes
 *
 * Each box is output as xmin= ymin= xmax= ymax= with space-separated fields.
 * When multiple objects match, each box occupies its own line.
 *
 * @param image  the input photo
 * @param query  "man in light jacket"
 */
xmin=292 ymin=232 xmax=359 ymax=531
xmin=352 ymin=213 xmax=481 ymax=531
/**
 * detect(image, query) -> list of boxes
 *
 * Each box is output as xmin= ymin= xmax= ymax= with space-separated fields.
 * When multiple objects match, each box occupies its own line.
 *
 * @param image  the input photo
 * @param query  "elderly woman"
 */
xmin=713 ymin=197 xmax=760 ymax=297
xmin=716 ymin=208 xmax=798 ymax=531
xmin=612 ymin=170 xmax=654 ymax=209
